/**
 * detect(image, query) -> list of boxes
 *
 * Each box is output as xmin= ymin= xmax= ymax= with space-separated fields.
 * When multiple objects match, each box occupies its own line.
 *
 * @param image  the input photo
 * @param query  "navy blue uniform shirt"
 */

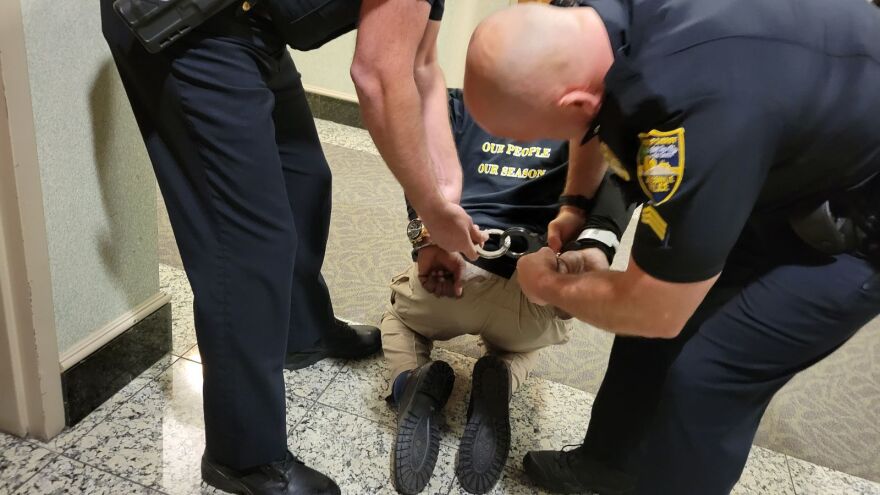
xmin=578 ymin=0 xmax=880 ymax=282
xmin=265 ymin=0 xmax=444 ymax=51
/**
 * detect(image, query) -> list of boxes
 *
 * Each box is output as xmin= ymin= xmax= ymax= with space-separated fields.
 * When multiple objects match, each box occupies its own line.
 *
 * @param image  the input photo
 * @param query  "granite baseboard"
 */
xmin=306 ymin=92 xmax=364 ymax=129
xmin=61 ymin=303 xmax=172 ymax=426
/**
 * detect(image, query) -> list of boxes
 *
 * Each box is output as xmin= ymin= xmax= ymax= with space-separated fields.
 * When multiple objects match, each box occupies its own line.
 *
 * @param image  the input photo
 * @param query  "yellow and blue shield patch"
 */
xmin=637 ymin=128 xmax=685 ymax=205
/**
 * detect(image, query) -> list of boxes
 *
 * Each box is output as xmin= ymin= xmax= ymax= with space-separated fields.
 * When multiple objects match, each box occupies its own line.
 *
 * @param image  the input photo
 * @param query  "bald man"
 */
xmin=465 ymin=0 xmax=880 ymax=494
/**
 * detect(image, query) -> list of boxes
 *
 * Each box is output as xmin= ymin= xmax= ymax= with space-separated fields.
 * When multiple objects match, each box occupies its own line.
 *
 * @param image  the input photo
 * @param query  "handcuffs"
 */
xmin=475 ymin=227 xmax=547 ymax=260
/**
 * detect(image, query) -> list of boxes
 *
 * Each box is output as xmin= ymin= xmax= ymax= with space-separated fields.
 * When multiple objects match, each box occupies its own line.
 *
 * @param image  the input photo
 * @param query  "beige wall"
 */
xmin=20 ymin=0 xmax=160 ymax=357
xmin=295 ymin=0 xmax=515 ymax=101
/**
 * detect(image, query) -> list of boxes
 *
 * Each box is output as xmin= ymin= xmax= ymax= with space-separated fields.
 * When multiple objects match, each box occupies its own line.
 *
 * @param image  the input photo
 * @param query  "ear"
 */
xmin=557 ymin=90 xmax=602 ymax=118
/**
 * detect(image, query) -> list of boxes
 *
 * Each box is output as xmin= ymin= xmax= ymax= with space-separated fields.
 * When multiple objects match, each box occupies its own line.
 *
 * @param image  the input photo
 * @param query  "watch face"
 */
xmin=407 ymin=219 xmax=423 ymax=241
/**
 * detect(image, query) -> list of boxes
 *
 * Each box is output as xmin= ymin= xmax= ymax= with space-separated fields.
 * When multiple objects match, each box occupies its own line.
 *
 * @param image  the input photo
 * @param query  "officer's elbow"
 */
xmin=653 ymin=320 xmax=685 ymax=339
xmin=350 ymin=61 xmax=382 ymax=103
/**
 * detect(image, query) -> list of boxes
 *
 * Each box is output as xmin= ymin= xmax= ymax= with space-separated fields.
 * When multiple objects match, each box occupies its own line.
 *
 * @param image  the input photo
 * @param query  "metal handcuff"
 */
xmin=475 ymin=227 xmax=547 ymax=260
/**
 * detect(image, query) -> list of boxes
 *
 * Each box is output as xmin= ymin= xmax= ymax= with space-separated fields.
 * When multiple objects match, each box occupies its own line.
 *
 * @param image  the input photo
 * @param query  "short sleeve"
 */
xmin=427 ymin=0 xmax=444 ymax=20
xmin=630 ymin=101 xmax=773 ymax=283
xmin=447 ymin=88 xmax=466 ymax=136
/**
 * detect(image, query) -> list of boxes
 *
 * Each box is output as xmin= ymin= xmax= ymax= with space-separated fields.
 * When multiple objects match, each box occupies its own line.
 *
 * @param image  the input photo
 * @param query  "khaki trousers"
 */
xmin=380 ymin=262 xmax=572 ymax=393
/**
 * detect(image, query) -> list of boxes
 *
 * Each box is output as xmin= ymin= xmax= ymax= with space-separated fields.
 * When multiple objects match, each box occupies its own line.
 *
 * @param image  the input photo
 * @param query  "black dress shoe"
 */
xmin=523 ymin=447 xmax=635 ymax=495
xmin=201 ymin=450 xmax=341 ymax=495
xmin=285 ymin=318 xmax=381 ymax=370
xmin=391 ymin=360 xmax=456 ymax=495
xmin=455 ymin=355 xmax=511 ymax=494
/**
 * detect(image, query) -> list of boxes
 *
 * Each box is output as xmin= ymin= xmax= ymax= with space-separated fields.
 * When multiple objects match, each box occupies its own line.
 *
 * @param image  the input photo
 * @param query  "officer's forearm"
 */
xmin=414 ymin=59 xmax=462 ymax=203
xmin=537 ymin=262 xmax=713 ymax=338
xmin=564 ymin=138 xmax=607 ymax=198
xmin=353 ymin=65 xmax=446 ymax=214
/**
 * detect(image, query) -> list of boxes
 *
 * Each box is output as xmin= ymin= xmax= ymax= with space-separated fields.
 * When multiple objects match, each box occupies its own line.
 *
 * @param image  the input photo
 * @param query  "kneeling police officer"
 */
xmin=101 ymin=0 xmax=485 ymax=493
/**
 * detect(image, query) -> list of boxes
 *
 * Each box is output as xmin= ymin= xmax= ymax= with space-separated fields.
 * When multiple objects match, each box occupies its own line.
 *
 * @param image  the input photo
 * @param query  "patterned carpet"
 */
xmin=156 ymin=121 xmax=880 ymax=482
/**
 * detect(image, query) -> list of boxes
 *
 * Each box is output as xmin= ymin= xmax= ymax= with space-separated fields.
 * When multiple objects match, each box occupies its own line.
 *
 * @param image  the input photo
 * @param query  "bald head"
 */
xmin=465 ymin=4 xmax=613 ymax=141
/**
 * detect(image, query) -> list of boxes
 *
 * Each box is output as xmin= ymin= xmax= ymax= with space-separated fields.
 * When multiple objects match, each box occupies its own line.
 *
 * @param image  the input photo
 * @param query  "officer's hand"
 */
xmin=556 ymin=248 xmax=610 ymax=275
xmin=547 ymin=206 xmax=588 ymax=252
xmin=551 ymin=248 xmax=609 ymax=319
xmin=516 ymin=247 xmax=560 ymax=306
xmin=417 ymin=245 xmax=465 ymax=298
xmin=420 ymin=201 xmax=488 ymax=261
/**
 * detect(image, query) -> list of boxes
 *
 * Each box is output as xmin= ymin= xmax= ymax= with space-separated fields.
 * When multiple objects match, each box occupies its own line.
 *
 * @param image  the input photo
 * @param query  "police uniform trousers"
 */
xmin=101 ymin=4 xmax=336 ymax=469
xmin=582 ymin=218 xmax=880 ymax=494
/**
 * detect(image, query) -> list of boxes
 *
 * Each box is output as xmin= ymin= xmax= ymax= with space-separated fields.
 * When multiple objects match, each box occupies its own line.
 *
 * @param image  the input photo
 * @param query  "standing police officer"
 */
xmin=464 ymin=0 xmax=880 ymax=493
xmin=101 ymin=0 xmax=485 ymax=493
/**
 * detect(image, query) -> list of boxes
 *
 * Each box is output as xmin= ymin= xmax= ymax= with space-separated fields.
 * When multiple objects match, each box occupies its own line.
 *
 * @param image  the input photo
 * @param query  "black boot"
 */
xmin=455 ymin=355 xmax=511 ymax=494
xmin=201 ymin=450 xmax=340 ymax=495
xmin=523 ymin=447 xmax=635 ymax=495
xmin=391 ymin=361 xmax=456 ymax=495
xmin=285 ymin=318 xmax=381 ymax=370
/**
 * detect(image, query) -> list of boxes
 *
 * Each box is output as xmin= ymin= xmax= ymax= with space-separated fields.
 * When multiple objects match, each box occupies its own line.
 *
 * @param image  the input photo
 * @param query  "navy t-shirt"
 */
xmin=406 ymin=90 xmax=569 ymax=277
xmin=447 ymin=89 xmax=569 ymax=235
xmin=407 ymin=90 xmax=632 ymax=277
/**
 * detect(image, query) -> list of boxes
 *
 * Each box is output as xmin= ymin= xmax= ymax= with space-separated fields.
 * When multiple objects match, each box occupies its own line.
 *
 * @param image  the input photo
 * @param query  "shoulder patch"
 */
xmin=637 ymin=128 xmax=685 ymax=205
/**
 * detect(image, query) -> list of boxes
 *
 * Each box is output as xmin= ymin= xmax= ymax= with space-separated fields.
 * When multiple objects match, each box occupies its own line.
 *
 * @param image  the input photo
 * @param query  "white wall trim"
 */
xmin=59 ymin=291 xmax=171 ymax=371
xmin=0 ymin=0 xmax=66 ymax=440
xmin=302 ymin=83 xmax=359 ymax=104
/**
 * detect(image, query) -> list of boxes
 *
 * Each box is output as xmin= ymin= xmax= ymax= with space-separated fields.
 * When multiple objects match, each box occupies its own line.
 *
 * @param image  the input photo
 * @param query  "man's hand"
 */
xmin=516 ymin=247 xmax=560 ymax=306
xmin=557 ymin=248 xmax=610 ymax=274
xmin=417 ymin=245 xmax=466 ymax=298
xmin=419 ymin=200 xmax=488 ymax=260
xmin=547 ymin=206 xmax=587 ymax=252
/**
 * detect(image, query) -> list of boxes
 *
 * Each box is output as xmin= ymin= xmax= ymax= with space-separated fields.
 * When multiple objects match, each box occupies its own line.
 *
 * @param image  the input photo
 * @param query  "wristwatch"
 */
xmin=406 ymin=218 xmax=430 ymax=247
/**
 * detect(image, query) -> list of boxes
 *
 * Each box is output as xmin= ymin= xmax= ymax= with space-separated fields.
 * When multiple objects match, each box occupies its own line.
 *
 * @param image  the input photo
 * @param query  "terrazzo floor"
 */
xmin=2 ymin=264 xmax=879 ymax=494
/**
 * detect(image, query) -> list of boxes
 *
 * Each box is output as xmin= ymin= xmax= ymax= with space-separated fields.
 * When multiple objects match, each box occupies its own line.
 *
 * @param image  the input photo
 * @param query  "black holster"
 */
xmin=790 ymin=174 xmax=880 ymax=262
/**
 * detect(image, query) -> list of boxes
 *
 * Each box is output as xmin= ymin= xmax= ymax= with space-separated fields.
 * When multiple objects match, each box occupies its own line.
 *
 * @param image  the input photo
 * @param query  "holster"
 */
xmin=790 ymin=174 xmax=880 ymax=262
xmin=113 ymin=0 xmax=240 ymax=53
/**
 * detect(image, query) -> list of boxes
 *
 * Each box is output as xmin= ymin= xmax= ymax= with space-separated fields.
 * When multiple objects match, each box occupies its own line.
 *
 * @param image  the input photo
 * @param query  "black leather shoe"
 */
xmin=455 ymin=355 xmax=511 ymax=494
xmin=201 ymin=450 xmax=341 ymax=495
xmin=391 ymin=361 xmax=456 ymax=495
xmin=285 ymin=318 xmax=381 ymax=370
xmin=523 ymin=447 xmax=635 ymax=495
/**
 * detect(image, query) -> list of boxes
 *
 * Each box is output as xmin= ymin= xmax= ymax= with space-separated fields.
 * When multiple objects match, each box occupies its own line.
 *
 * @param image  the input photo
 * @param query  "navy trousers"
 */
xmin=583 ymin=220 xmax=880 ymax=494
xmin=101 ymin=4 xmax=336 ymax=469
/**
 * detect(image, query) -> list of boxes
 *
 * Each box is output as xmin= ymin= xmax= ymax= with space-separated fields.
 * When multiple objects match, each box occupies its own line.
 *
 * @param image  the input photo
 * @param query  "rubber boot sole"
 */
xmin=455 ymin=356 xmax=511 ymax=494
xmin=391 ymin=361 xmax=456 ymax=494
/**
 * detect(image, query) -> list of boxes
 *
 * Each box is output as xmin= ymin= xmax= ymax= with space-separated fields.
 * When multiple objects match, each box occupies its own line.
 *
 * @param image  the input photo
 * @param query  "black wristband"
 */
xmin=559 ymin=194 xmax=593 ymax=212
xmin=565 ymin=238 xmax=616 ymax=265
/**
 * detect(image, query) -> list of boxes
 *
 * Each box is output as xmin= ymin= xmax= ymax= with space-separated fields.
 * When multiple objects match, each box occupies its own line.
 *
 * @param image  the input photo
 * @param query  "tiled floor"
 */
xmin=2 ymin=264 xmax=879 ymax=494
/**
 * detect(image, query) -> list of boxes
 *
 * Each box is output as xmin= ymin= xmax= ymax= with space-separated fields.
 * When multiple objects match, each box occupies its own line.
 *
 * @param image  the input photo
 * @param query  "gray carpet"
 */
xmin=157 ymin=139 xmax=880 ymax=482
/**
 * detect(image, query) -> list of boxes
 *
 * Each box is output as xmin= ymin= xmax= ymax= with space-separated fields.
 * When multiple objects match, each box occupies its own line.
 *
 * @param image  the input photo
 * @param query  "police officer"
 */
xmin=463 ymin=0 xmax=880 ymax=493
xmin=101 ymin=0 xmax=485 ymax=493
